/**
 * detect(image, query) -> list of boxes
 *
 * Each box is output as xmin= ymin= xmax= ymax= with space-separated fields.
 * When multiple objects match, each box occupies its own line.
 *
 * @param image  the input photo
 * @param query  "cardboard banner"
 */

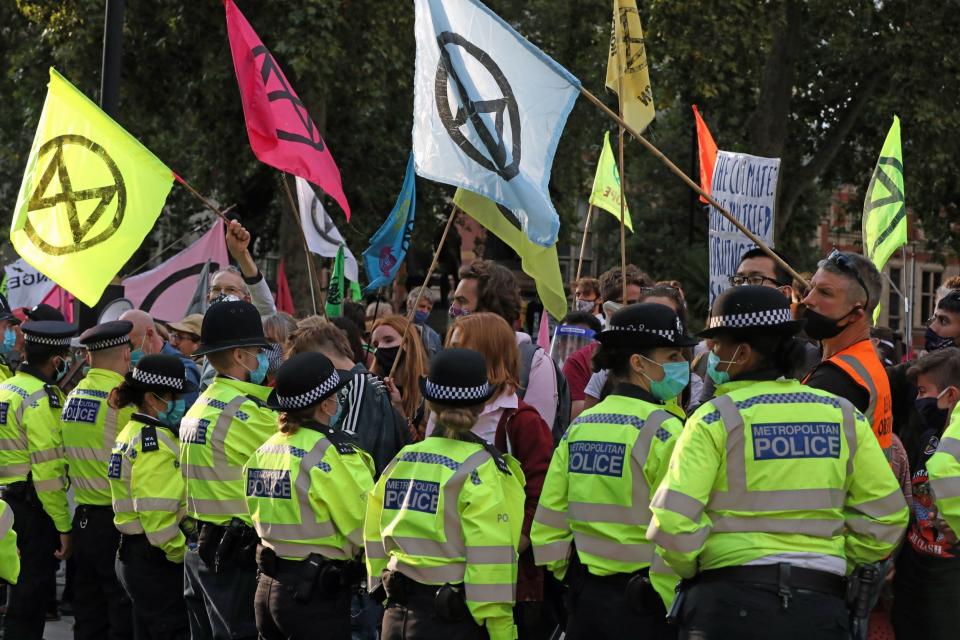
xmin=122 ymin=219 xmax=228 ymax=321
xmin=708 ymin=151 xmax=779 ymax=303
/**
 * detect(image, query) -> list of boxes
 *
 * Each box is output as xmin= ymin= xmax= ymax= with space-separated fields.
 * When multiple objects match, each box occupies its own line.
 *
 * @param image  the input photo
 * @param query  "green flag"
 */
xmin=588 ymin=132 xmax=633 ymax=231
xmin=325 ymin=245 xmax=345 ymax=318
xmin=349 ymin=279 xmax=362 ymax=302
xmin=862 ymin=116 xmax=905 ymax=321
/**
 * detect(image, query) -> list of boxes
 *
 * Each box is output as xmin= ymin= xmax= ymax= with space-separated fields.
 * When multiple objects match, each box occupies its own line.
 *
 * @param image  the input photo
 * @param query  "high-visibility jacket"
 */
xmin=927 ymin=405 xmax=960 ymax=536
xmin=180 ymin=376 xmax=276 ymax=526
xmin=0 ymin=499 xmax=19 ymax=584
xmin=244 ymin=422 xmax=375 ymax=560
xmin=0 ymin=358 xmax=13 ymax=383
xmin=108 ymin=413 xmax=187 ymax=563
xmin=0 ymin=368 xmax=71 ymax=532
xmin=531 ymin=386 xmax=682 ymax=607
xmin=61 ymin=368 xmax=133 ymax=506
xmin=806 ymin=340 xmax=893 ymax=450
xmin=364 ymin=436 xmax=525 ymax=640
xmin=648 ymin=377 xmax=908 ymax=579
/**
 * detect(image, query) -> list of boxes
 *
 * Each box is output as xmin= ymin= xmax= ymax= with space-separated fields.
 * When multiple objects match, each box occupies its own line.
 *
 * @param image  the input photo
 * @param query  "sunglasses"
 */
xmin=826 ymin=249 xmax=870 ymax=309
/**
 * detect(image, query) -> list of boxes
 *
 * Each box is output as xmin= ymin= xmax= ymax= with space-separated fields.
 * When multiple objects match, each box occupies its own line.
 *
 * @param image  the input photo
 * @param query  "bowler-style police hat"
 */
xmin=700 ymin=285 xmax=802 ymax=339
xmin=267 ymin=352 xmax=352 ymax=412
xmin=79 ymin=320 xmax=133 ymax=352
xmin=597 ymin=303 xmax=698 ymax=349
xmin=420 ymin=348 xmax=496 ymax=407
xmin=193 ymin=300 xmax=269 ymax=357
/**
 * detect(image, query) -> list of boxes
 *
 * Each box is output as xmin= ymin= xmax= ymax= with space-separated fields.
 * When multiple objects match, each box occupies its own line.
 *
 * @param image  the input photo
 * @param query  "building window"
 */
xmin=921 ymin=270 xmax=943 ymax=326
xmin=888 ymin=267 xmax=901 ymax=332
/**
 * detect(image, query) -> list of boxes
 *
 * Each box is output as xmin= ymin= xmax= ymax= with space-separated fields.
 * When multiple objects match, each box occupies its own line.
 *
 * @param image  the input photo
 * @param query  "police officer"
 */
xmin=63 ymin=320 xmax=136 ymax=639
xmin=0 ymin=320 xmax=74 ymax=639
xmin=531 ymin=303 xmax=693 ymax=640
xmin=647 ymin=286 xmax=909 ymax=639
xmin=0 ymin=499 xmax=20 ymax=584
xmin=365 ymin=348 xmax=525 ymax=640
xmin=244 ymin=352 xmax=375 ymax=639
xmin=0 ymin=293 xmax=22 ymax=381
xmin=108 ymin=354 xmax=195 ymax=639
xmin=181 ymin=300 xmax=277 ymax=639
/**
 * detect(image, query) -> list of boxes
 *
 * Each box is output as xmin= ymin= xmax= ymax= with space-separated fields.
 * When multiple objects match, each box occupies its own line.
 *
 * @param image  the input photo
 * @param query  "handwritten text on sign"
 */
xmin=708 ymin=151 xmax=780 ymax=303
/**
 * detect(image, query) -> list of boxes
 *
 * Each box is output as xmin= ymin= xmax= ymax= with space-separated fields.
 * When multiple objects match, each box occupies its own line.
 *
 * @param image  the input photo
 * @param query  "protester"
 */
xmin=245 ymin=352 xmax=375 ymax=640
xmin=122 ymin=309 xmax=201 ymax=409
xmin=207 ymin=219 xmax=277 ymax=318
xmin=344 ymin=301 xmax=376 ymax=365
xmin=406 ymin=286 xmax=442 ymax=359
xmin=649 ymin=286 xmax=908 ymax=639
xmin=364 ymin=348 xmax=525 ymax=640
xmin=452 ymin=260 xmax=562 ymax=430
xmin=933 ymin=275 xmax=960 ymax=310
xmin=365 ymin=300 xmax=393 ymax=334
xmin=550 ymin=311 xmax=600 ymax=369
xmin=572 ymin=277 xmax=603 ymax=325
xmin=330 ymin=315 xmax=369 ymax=366
xmin=0 ymin=320 xmax=75 ymax=639
xmin=287 ymin=316 xmax=409 ymax=475
xmin=445 ymin=312 xmax=554 ymax=635
xmin=63 ymin=321 xmax=136 ymax=639
xmin=108 ymin=354 xmax=193 ymax=639
xmin=802 ymin=250 xmax=893 ymax=452
xmin=0 ymin=293 xmax=23 ymax=381
xmin=167 ymin=313 xmax=203 ymax=357
xmin=262 ymin=311 xmax=297 ymax=383
xmin=925 ymin=289 xmax=960 ymax=352
xmin=180 ymin=300 xmax=277 ymax=640
xmin=370 ymin=315 xmax=429 ymax=438
xmin=891 ymin=347 xmax=960 ymax=640
xmin=533 ymin=303 xmax=693 ymax=639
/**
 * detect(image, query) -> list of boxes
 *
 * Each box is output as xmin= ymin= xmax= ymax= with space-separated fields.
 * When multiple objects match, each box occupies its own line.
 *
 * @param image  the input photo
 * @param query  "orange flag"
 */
xmin=692 ymin=105 xmax=718 ymax=204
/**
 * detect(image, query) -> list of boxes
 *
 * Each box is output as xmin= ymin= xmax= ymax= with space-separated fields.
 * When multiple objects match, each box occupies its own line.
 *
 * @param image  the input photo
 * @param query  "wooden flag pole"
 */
xmin=280 ymin=173 xmax=325 ymax=315
xmin=388 ymin=205 xmax=458 ymax=379
xmin=173 ymin=174 xmax=233 ymax=223
xmin=578 ymin=86 xmax=809 ymax=289
xmin=574 ymin=204 xmax=595 ymax=284
xmin=615 ymin=50 xmax=629 ymax=304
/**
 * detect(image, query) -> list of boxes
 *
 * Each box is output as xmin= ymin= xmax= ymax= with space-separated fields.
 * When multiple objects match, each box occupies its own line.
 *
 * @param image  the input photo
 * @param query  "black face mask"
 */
xmin=374 ymin=346 xmax=401 ymax=373
xmin=802 ymin=306 xmax=858 ymax=341
xmin=925 ymin=325 xmax=956 ymax=352
xmin=915 ymin=396 xmax=949 ymax=433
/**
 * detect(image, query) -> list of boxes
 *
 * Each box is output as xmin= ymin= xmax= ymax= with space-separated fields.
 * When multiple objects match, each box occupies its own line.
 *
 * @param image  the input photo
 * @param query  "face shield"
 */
xmin=549 ymin=325 xmax=597 ymax=367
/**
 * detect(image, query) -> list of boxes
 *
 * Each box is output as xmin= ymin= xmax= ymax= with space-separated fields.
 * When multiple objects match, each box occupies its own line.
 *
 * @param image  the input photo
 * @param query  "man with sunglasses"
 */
xmin=801 ymin=249 xmax=893 ymax=453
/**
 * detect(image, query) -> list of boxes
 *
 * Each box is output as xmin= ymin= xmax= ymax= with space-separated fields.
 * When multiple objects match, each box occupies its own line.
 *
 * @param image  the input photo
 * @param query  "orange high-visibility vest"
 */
xmin=807 ymin=340 xmax=892 ymax=450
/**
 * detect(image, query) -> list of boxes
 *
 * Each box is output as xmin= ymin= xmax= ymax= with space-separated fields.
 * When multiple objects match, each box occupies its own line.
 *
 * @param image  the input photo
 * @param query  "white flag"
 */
xmin=3 ymin=258 xmax=56 ymax=310
xmin=296 ymin=177 xmax=359 ymax=282
xmin=413 ymin=0 xmax=580 ymax=248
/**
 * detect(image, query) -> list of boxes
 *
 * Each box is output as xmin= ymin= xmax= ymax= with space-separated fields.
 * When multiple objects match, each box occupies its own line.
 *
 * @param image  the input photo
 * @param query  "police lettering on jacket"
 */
xmin=247 ymin=469 xmax=292 ymax=499
xmin=751 ymin=422 xmax=841 ymax=460
xmin=61 ymin=398 xmax=101 ymax=424
xmin=568 ymin=441 xmax=626 ymax=477
xmin=384 ymin=478 xmax=440 ymax=514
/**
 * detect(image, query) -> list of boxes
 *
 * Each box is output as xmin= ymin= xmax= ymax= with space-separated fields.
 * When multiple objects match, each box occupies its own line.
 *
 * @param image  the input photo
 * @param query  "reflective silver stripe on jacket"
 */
xmin=0 ymin=504 xmax=12 ymax=536
xmin=263 ymin=539 xmax=351 ymax=560
xmin=15 ymin=389 xmax=49 ymax=426
xmin=387 ymin=555 xmax=465 ymax=584
xmin=834 ymin=354 xmax=877 ymax=431
xmin=936 ymin=437 xmax=960 ymax=464
xmin=181 ymin=396 xmax=247 ymax=482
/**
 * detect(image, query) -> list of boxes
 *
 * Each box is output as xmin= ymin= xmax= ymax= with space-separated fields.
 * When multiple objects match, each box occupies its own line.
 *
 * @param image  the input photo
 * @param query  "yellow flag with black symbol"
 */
xmin=606 ymin=0 xmax=655 ymax=133
xmin=589 ymin=131 xmax=633 ymax=232
xmin=10 ymin=68 xmax=173 ymax=306
xmin=453 ymin=189 xmax=567 ymax=321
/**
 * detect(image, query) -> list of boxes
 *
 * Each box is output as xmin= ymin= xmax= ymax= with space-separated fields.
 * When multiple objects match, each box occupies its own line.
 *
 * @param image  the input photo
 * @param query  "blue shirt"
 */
xmin=161 ymin=341 xmax=200 ymax=409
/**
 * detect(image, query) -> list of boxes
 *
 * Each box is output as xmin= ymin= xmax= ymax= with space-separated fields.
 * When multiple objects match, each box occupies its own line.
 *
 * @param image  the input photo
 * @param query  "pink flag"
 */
xmin=40 ymin=286 xmax=75 ymax=324
xmin=537 ymin=308 xmax=551 ymax=350
xmin=276 ymin=260 xmax=295 ymax=315
xmin=122 ymin=219 xmax=229 ymax=321
xmin=225 ymin=0 xmax=351 ymax=220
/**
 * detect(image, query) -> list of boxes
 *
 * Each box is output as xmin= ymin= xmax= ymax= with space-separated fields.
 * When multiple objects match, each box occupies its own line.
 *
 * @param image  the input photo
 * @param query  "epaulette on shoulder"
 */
xmin=324 ymin=427 xmax=360 ymax=455
xmin=43 ymin=384 xmax=62 ymax=409
xmin=141 ymin=425 xmax=159 ymax=452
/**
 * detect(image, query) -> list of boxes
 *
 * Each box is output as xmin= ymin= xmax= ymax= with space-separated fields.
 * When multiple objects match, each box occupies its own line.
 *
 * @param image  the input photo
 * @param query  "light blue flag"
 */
xmin=362 ymin=154 xmax=416 ymax=293
xmin=413 ymin=0 xmax=581 ymax=248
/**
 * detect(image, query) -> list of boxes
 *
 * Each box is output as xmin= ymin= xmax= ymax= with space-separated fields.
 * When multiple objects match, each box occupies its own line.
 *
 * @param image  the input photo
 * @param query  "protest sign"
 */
xmin=708 ymin=151 xmax=779 ymax=303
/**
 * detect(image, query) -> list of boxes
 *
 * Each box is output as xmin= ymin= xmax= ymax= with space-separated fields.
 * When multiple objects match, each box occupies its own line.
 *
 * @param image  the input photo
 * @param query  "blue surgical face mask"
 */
xmin=0 ymin=328 xmax=16 ymax=356
xmin=413 ymin=309 xmax=429 ymax=325
xmin=158 ymin=398 xmax=186 ymax=428
xmin=640 ymin=355 xmax=689 ymax=401
xmin=130 ymin=335 xmax=146 ymax=368
xmin=706 ymin=346 xmax=741 ymax=386
xmin=328 ymin=397 xmax=344 ymax=426
xmin=54 ymin=356 xmax=70 ymax=382
xmin=245 ymin=351 xmax=268 ymax=385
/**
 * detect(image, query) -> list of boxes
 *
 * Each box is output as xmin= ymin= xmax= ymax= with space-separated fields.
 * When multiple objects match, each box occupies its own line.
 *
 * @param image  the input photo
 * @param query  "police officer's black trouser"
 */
xmin=677 ymin=579 xmax=848 ymax=639
xmin=380 ymin=574 xmax=486 ymax=640
xmin=1 ymin=484 xmax=59 ymax=640
xmin=253 ymin=556 xmax=352 ymax=640
xmin=73 ymin=504 xmax=134 ymax=639
xmin=115 ymin=533 xmax=189 ymax=640
xmin=565 ymin=571 xmax=675 ymax=640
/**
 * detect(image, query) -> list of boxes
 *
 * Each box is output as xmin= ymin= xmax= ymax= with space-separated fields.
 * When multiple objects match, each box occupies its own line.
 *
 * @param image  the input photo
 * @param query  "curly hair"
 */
xmin=286 ymin=316 xmax=353 ymax=361
xmin=458 ymin=260 xmax=522 ymax=325
xmin=598 ymin=265 xmax=652 ymax=303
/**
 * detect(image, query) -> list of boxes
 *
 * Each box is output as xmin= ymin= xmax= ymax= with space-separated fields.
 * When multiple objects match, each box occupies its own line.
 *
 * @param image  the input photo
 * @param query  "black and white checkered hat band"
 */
xmin=276 ymin=371 xmax=341 ymax=410
xmin=132 ymin=367 xmax=184 ymax=390
xmin=605 ymin=325 xmax=676 ymax=340
xmin=708 ymin=308 xmax=794 ymax=329
xmin=424 ymin=379 xmax=491 ymax=402
xmin=86 ymin=336 xmax=130 ymax=351
xmin=24 ymin=334 xmax=71 ymax=346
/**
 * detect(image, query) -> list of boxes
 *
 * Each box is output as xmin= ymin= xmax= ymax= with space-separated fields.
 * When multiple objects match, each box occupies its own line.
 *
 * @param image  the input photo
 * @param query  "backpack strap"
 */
xmin=467 ymin=432 xmax=511 ymax=475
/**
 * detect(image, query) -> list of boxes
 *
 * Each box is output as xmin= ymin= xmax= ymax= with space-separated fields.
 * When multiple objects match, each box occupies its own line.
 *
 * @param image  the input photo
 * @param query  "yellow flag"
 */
xmin=605 ymin=0 xmax=655 ymax=133
xmin=10 ymin=68 xmax=173 ymax=306
xmin=588 ymin=131 xmax=633 ymax=232
xmin=453 ymin=189 xmax=567 ymax=321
